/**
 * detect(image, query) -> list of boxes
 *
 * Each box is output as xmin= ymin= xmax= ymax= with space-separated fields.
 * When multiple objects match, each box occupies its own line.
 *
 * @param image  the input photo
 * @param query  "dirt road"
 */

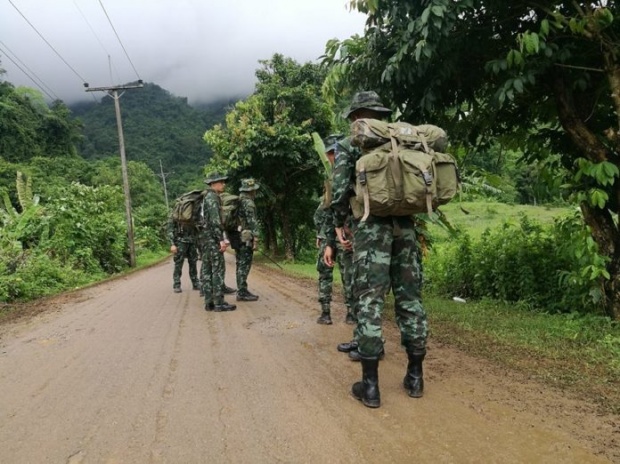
xmin=0 ymin=255 xmax=618 ymax=463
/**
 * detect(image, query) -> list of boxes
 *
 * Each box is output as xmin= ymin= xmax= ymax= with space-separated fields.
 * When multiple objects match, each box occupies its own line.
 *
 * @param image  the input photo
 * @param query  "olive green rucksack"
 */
xmin=350 ymin=119 xmax=460 ymax=219
xmin=171 ymin=190 xmax=206 ymax=226
xmin=220 ymin=192 xmax=240 ymax=233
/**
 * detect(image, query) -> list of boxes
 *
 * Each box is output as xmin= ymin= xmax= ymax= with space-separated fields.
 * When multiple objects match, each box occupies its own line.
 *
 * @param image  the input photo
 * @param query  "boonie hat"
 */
xmin=239 ymin=178 xmax=260 ymax=192
xmin=342 ymin=91 xmax=392 ymax=119
xmin=204 ymin=171 xmax=229 ymax=184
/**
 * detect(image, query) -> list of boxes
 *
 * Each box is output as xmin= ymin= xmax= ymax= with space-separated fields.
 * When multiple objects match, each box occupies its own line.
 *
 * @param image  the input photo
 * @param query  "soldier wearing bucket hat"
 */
xmin=199 ymin=171 xmax=237 ymax=312
xmin=314 ymin=135 xmax=355 ymax=326
xmin=233 ymin=178 xmax=261 ymax=301
xmin=341 ymin=91 xmax=393 ymax=119
xmin=326 ymin=91 xmax=429 ymax=408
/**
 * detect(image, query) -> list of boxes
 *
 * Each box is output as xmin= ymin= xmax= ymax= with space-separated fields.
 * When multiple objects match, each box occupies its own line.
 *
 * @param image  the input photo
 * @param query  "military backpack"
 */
xmin=171 ymin=190 xmax=206 ymax=226
xmin=220 ymin=192 xmax=241 ymax=233
xmin=350 ymin=119 xmax=460 ymax=220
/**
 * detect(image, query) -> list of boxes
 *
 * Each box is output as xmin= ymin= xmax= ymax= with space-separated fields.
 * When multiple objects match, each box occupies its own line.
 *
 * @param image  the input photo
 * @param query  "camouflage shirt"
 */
xmin=166 ymin=216 xmax=197 ymax=245
xmin=238 ymin=193 xmax=259 ymax=236
xmin=329 ymin=136 xmax=360 ymax=229
xmin=200 ymin=187 xmax=225 ymax=242
xmin=313 ymin=201 xmax=332 ymax=241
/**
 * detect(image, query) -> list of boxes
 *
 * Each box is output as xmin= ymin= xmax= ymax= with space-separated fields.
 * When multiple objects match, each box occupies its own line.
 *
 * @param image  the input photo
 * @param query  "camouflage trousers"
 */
xmin=199 ymin=238 xmax=225 ymax=305
xmin=172 ymin=241 xmax=199 ymax=288
xmin=352 ymin=216 xmax=428 ymax=358
xmin=316 ymin=239 xmax=354 ymax=314
xmin=235 ymin=244 xmax=254 ymax=293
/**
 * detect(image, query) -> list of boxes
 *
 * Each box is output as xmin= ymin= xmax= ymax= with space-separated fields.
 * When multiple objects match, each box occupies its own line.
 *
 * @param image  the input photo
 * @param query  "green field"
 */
xmin=428 ymin=201 xmax=573 ymax=240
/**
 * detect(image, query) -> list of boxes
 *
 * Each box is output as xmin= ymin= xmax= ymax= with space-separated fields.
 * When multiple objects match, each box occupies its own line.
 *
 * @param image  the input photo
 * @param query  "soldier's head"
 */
xmin=204 ymin=171 xmax=228 ymax=193
xmin=323 ymin=133 xmax=342 ymax=166
xmin=239 ymin=178 xmax=259 ymax=196
xmin=343 ymin=91 xmax=392 ymax=122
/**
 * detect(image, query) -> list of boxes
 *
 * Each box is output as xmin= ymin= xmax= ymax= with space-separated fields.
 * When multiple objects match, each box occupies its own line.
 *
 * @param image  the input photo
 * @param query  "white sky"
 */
xmin=0 ymin=0 xmax=366 ymax=104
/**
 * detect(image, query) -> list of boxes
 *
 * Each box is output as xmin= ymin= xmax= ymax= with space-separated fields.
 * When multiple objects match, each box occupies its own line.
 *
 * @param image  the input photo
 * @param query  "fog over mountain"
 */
xmin=0 ymin=0 xmax=365 ymax=105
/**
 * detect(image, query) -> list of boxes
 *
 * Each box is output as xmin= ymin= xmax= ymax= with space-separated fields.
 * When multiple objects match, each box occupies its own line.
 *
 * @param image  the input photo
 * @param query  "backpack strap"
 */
xmin=412 ymin=127 xmax=434 ymax=213
xmin=359 ymin=164 xmax=371 ymax=222
xmin=389 ymin=129 xmax=403 ymax=202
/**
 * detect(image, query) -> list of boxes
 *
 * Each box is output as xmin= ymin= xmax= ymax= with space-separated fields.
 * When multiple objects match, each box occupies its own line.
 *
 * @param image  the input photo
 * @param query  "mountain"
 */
xmin=70 ymin=82 xmax=231 ymax=197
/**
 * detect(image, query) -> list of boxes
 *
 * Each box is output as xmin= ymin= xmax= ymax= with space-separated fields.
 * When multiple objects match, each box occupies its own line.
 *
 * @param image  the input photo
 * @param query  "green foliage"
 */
xmin=426 ymin=214 xmax=605 ymax=315
xmin=43 ymin=182 xmax=128 ymax=273
xmin=0 ymin=248 xmax=92 ymax=302
xmin=204 ymin=54 xmax=335 ymax=259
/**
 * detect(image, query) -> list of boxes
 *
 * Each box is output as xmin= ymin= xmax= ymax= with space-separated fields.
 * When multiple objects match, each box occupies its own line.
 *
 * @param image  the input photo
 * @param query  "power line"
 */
xmin=7 ymin=0 xmax=89 ymax=85
xmin=72 ymin=0 xmax=121 ymax=84
xmin=98 ymin=0 xmax=142 ymax=81
xmin=0 ymin=40 xmax=59 ymax=100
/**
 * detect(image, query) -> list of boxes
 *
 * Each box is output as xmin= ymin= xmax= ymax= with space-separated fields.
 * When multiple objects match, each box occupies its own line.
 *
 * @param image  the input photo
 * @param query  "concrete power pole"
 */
xmin=85 ymin=81 xmax=143 ymax=267
xmin=158 ymin=159 xmax=171 ymax=210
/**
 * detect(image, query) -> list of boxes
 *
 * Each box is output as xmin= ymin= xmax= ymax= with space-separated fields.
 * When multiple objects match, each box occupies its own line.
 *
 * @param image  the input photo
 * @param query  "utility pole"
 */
xmin=85 ymin=81 xmax=143 ymax=267
xmin=157 ymin=159 xmax=171 ymax=210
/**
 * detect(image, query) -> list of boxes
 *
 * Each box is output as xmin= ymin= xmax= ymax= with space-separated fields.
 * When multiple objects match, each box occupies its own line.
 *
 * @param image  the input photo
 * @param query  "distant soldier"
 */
xmin=166 ymin=214 xmax=200 ymax=293
xmin=234 ymin=178 xmax=261 ymax=301
xmin=315 ymin=138 xmax=355 ymax=325
xmin=199 ymin=172 xmax=237 ymax=312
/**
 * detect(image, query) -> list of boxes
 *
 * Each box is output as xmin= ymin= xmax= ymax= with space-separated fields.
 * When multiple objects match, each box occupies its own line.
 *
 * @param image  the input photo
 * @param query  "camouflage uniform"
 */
xmin=334 ymin=91 xmax=429 ymax=407
xmin=314 ymin=201 xmax=354 ymax=320
xmin=235 ymin=178 xmax=260 ymax=300
xmin=199 ymin=172 xmax=236 ymax=311
xmin=166 ymin=217 xmax=200 ymax=291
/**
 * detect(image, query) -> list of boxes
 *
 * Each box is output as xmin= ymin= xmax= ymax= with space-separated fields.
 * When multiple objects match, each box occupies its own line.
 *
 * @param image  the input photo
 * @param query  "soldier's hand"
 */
xmin=219 ymin=240 xmax=229 ymax=252
xmin=336 ymin=227 xmax=352 ymax=251
xmin=170 ymin=245 xmax=178 ymax=254
xmin=323 ymin=245 xmax=335 ymax=268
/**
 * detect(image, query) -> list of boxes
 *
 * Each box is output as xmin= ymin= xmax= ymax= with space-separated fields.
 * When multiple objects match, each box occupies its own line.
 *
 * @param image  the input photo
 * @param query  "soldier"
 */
xmin=326 ymin=91 xmax=429 ymax=408
xmin=199 ymin=172 xmax=237 ymax=312
xmin=315 ymin=138 xmax=355 ymax=325
xmin=235 ymin=178 xmax=260 ymax=302
xmin=166 ymin=214 xmax=200 ymax=293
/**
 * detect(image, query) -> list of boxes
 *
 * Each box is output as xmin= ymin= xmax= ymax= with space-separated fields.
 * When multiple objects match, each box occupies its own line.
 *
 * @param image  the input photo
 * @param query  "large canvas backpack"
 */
xmin=171 ymin=190 xmax=206 ymax=226
xmin=351 ymin=119 xmax=459 ymax=220
xmin=220 ymin=192 xmax=240 ymax=233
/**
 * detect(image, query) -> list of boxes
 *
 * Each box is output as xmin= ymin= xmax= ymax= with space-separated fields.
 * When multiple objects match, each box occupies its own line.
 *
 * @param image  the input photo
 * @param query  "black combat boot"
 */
xmin=351 ymin=356 xmax=380 ymax=408
xmin=173 ymin=286 xmax=182 ymax=293
xmin=337 ymin=340 xmax=358 ymax=353
xmin=214 ymin=301 xmax=237 ymax=312
xmin=316 ymin=303 xmax=332 ymax=325
xmin=349 ymin=348 xmax=385 ymax=362
xmin=236 ymin=290 xmax=259 ymax=302
xmin=344 ymin=312 xmax=357 ymax=325
xmin=204 ymin=301 xmax=215 ymax=311
xmin=403 ymin=348 xmax=426 ymax=398
xmin=222 ymin=285 xmax=237 ymax=295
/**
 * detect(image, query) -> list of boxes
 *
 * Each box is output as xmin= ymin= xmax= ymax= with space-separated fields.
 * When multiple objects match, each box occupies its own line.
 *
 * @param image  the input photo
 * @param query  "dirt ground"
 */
xmin=0 ymin=254 xmax=618 ymax=463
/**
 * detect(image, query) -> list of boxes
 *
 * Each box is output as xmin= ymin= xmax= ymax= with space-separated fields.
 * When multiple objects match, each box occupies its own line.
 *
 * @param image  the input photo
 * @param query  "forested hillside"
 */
xmin=71 ymin=82 xmax=232 ymax=198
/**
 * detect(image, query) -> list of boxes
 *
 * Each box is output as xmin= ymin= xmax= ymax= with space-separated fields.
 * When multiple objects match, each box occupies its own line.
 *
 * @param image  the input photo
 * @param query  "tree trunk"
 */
xmin=580 ymin=203 xmax=620 ymax=319
xmin=555 ymin=72 xmax=620 ymax=320
xmin=279 ymin=206 xmax=294 ymax=261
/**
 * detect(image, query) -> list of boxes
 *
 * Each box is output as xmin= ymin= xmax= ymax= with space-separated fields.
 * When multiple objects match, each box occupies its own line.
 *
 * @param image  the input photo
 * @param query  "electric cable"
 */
xmin=0 ymin=39 xmax=59 ymax=100
xmin=98 ymin=0 xmax=142 ymax=81
xmin=7 ymin=0 xmax=89 ymax=85
xmin=72 ymin=0 xmax=121 ymax=84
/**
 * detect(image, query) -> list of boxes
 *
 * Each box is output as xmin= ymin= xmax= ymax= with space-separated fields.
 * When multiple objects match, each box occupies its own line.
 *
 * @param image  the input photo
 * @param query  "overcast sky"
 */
xmin=0 ymin=0 xmax=366 ymax=105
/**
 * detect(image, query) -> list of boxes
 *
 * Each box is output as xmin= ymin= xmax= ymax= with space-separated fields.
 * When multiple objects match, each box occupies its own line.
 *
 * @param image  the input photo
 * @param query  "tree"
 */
xmin=322 ymin=0 xmax=620 ymax=319
xmin=204 ymin=54 xmax=333 ymax=260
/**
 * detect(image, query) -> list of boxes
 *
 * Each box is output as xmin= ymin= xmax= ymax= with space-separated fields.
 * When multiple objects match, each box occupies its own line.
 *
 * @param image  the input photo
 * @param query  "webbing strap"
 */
xmin=360 ymin=165 xmax=370 ymax=222
xmin=389 ymin=128 xmax=403 ymax=201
